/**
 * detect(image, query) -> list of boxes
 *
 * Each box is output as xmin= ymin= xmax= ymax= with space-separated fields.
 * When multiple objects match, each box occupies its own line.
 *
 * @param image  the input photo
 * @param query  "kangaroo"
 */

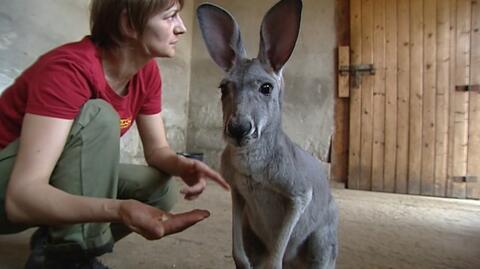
xmin=197 ymin=1 xmax=338 ymax=268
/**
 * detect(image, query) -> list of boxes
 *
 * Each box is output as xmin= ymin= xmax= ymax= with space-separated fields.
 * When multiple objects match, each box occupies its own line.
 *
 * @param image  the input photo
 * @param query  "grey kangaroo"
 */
xmin=197 ymin=0 xmax=338 ymax=268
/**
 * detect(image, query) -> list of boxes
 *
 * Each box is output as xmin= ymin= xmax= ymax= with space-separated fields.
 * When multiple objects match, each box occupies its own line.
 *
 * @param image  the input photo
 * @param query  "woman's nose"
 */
xmin=174 ymin=15 xmax=187 ymax=35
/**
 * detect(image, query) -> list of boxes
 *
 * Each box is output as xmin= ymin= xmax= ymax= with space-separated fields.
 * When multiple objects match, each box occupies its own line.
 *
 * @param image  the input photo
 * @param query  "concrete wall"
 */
xmin=0 ymin=0 xmax=90 ymax=90
xmin=188 ymin=0 xmax=336 ymax=169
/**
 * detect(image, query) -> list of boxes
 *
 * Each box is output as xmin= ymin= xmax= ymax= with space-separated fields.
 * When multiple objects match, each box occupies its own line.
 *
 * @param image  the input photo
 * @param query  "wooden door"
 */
xmin=343 ymin=0 xmax=480 ymax=199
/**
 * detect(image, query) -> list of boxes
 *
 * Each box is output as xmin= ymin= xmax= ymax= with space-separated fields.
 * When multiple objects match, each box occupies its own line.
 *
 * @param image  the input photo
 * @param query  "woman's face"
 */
xmin=139 ymin=3 xmax=186 ymax=58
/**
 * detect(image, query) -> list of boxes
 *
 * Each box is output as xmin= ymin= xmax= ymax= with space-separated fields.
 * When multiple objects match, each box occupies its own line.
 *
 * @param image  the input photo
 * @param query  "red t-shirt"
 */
xmin=0 ymin=37 xmax=162 ymax=149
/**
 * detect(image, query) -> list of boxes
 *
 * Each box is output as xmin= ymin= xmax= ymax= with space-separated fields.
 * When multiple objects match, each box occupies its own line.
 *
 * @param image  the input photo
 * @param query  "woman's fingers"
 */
xmin=180 ymin=178 xmax=207 ymax=199
xmin=136 ymin=209 xmax=210 ymax=240
xmin=161 ymin=209 xmax=210 ymax=236
xmin=193 ymin=161 xmax=230 ymax=190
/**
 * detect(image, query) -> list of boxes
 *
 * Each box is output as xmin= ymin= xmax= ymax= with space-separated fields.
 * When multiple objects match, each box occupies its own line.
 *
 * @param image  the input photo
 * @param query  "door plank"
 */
xmin=383 ymin=0 xmax=398 ymax=193
xmin=447 ymin=0 xmax=457 ymax=197
xmin=467 ymin=0 xmax=480 ymax=199
xmin=421 ymin=0 xmax=437 ymax=196
xmin=348 ymin=0 xmax=363 ymax=189
xmin=359 ymin=0 xmax=375 ymax=190
xmin=434 ymin=0 xmax=451 ymax=197
xmin=450 ymin=0 xmax=471 ymax=198
xmin=408 ymin=0 xmax=424 ymax=194
xmin=395 ymin=0 xmax=410 ymax=194
xmin=372 ymin=0 xmax=386 ymax=191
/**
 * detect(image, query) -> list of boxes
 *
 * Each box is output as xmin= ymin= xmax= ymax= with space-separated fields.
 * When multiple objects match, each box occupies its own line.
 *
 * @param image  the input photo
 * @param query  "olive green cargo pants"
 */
xmin=0 ymin=100 xmax=177 ymax=255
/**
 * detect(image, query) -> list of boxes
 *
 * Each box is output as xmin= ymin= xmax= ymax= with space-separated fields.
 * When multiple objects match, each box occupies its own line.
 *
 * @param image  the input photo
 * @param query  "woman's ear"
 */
xmin=119 ymin=9 xmax=138 ymax=40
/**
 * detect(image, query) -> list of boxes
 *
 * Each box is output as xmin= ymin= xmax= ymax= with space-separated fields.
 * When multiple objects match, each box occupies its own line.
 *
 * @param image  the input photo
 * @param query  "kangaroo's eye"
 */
xmin=259 ymin=83 xmax=273 ymax=95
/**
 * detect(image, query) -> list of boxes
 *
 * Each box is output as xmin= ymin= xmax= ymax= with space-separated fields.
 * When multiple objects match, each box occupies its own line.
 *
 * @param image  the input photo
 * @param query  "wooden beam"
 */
xmin=331 ymin=0 xmax=350 ymax=187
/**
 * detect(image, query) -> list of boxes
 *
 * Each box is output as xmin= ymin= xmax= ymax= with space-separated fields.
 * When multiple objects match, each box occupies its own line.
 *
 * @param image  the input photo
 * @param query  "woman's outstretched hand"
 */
xmin=119 ymin=199 xmax=210 ymax=240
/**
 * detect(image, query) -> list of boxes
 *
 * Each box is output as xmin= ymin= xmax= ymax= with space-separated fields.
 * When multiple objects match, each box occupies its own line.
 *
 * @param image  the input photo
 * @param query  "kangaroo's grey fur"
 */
xmin=197 ymin=1 xmax=338 ymax=268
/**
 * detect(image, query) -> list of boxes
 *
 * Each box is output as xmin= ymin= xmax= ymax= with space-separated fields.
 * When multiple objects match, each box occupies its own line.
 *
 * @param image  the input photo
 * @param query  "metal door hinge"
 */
xmin=339 ymin=64 xmax=376 ymax=88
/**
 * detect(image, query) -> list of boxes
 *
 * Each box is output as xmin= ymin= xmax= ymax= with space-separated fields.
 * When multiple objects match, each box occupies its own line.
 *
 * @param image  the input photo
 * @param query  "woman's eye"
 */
xmin=259 ymin=83 xmax=273 ymax=95
xmin=165 ymin=13 xmax=177 ymax=20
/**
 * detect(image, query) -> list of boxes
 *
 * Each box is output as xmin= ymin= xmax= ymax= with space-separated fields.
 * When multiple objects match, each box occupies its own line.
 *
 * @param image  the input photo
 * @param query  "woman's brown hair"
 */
xmin=90 ymin=0 xmax=184 ymax=48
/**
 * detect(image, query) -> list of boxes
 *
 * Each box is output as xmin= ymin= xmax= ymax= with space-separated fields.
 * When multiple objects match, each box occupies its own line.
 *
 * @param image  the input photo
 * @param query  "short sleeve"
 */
xmin=139 ymin=60 xmax=162 ymax=115
xmin=26 ymin=60 xmax=92 ymax=119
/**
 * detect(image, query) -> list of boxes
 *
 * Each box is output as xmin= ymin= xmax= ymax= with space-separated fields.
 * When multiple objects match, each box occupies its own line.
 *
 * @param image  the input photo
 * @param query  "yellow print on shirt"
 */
xmin=120 ymin=117 xmax=132 ymax=129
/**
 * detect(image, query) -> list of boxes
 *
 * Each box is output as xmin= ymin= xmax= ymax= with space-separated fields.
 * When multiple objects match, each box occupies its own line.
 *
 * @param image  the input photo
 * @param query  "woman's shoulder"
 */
xmin=24 ymin=37 xmax=101 ymax=82
xmin=44 ymin=37 xmax=96 ymax=61
xmin=139 ymin=59 xmax=161 ymax=80
xmin=144 ymin=59 xmax=160 ymax=72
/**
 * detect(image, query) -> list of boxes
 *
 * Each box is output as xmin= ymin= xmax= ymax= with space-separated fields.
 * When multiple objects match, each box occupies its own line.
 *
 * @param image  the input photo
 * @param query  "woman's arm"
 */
xmin=137 ymin=113 xmax=229 ymax=200
xmin=5 ymin=113 xmax=123 ymax=225
xmin=136 ymin=112 xmax=185 ymax=176
xmin=5 ymin=113 xmax=208 ymax=239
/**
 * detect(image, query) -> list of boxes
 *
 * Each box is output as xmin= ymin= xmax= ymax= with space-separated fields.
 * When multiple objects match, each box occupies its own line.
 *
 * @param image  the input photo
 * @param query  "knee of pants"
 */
xmin=148 ymin=179 xmax=179 ymax=212
xmin=70 ymin=99 xmax=120 ymax=141
xmin=52 ymin=99 xmax=120 ymax=198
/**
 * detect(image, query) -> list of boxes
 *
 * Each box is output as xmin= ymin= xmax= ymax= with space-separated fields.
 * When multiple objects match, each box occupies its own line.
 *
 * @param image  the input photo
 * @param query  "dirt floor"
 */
xmin=1 ymin=183 xmax=479 ymax=269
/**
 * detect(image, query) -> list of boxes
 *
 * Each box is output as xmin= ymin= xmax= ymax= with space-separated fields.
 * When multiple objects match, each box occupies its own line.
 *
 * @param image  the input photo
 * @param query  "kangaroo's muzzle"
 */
xmin=226 ymin=117 xmax=255 ymax=146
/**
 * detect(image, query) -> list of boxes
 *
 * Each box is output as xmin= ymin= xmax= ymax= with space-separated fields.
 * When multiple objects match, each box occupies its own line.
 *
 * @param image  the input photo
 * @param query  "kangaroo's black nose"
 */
xmin=227 ymin=118 xmax=253 ymax=139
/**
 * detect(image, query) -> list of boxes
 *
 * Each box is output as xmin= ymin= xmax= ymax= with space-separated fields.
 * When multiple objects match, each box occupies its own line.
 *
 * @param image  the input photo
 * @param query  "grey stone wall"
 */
xmin=0 ymin=0 xmax=90 ymax=90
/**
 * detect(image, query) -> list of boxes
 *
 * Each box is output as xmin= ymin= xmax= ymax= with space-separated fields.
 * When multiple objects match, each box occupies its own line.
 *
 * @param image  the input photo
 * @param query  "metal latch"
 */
xmin=455 ymin=85 xmax=480 ymax=92
xmin=451 ymin=176 xmax=478 ymax=183
xmin=339 ymin=64 xmax=376 ymax=88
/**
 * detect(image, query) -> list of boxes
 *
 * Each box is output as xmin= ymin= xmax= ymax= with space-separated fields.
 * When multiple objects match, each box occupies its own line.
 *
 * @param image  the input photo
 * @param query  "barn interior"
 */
xmin=0 ymin=0 xmax=479 ymax=268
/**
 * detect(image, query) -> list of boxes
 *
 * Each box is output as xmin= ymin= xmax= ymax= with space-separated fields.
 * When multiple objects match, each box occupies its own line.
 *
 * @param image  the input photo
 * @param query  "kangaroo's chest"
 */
xmin=234 ymin=172 xmax=263 ymax=196
xmin=232 ymin=172 xmax=290 ymax=238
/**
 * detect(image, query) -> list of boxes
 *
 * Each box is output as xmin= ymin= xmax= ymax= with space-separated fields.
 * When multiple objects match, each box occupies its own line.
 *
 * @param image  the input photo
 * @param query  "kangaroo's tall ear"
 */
xmin=258 ymin=0 xmax=303 ymax=73
xmin=197 ymin=4 xmax=246 ymax=72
